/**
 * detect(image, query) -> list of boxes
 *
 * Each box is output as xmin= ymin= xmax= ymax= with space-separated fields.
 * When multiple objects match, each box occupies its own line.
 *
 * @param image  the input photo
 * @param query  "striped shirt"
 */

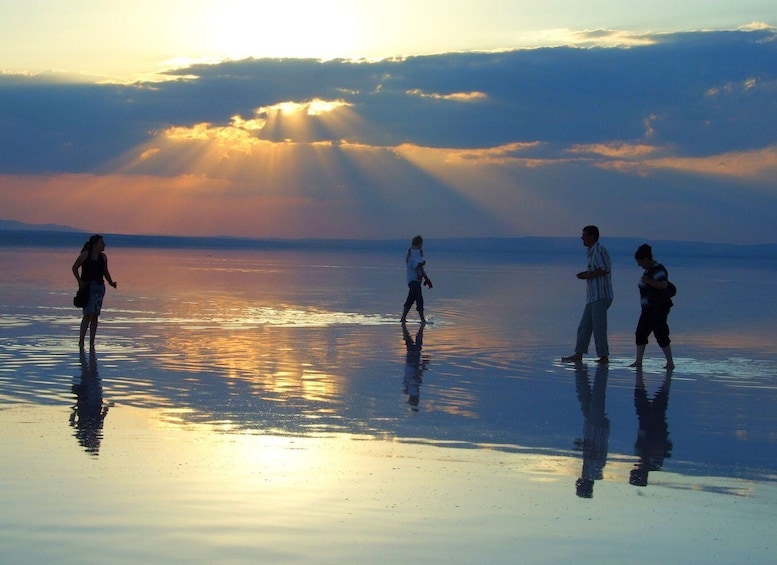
xmin=586 ymin=241 xmax=613 ymax=304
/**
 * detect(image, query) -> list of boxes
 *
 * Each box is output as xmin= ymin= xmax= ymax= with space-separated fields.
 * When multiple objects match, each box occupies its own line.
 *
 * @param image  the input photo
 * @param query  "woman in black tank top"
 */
xmin=71 ymin=235 xmax=118 ymax=349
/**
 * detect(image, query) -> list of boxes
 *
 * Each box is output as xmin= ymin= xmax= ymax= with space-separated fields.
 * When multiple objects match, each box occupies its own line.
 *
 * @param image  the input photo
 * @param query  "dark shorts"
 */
xmin=635 ymin=306 xmax=671 ymax=347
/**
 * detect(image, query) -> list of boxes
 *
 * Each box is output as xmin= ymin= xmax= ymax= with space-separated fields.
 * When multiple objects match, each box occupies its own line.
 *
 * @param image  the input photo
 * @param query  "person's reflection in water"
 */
xmin=70 ymin=351 xmax=110 ymax=457
xmin=402 ymin=323 xmax=428 ymax=411
xmin=630 ymin=368 xmax=673 ymax=487
xmin=573 ymin=363 xmax=610 ymax=498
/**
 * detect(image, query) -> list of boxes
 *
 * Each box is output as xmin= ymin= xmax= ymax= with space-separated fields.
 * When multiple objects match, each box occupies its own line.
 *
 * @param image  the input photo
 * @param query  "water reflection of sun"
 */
xmin=159 ymin=327 xmax=342 ymax=400
xmin=147 ymin=288 xmax=394 ymax=409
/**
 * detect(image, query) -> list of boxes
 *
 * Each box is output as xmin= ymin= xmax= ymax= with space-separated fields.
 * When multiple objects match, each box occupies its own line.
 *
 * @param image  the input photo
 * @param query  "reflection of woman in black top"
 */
xmin=630 ymin=244 xmax=674 ymax=369
xmin=630 ymin=369 xmax=673 ymax=487
xmin=71 ymin=235 xmax=117 ymax=350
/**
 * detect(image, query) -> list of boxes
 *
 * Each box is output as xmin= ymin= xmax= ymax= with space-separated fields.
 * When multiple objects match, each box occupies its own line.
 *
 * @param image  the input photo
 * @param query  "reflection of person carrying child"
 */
xmin=401 ymin=235 xmax=433 ymax=324
xmin=402 ymin=323 xmax=428 ymax=410
xmin=629 ymin=368 xmax=673 ymax=487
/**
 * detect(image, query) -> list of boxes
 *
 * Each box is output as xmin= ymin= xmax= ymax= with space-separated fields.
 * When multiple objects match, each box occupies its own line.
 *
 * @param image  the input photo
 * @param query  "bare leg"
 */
xmin=89 ymin=316 xmax=99 ymax=347
xmin=662 ymin=345 xmax=674 ymax=370
xmin=79 ymin=316 xmax=89 ymax=349
xmin=400 ymin=307 xmax=410 ymax=323
xmin=630 ymin=345 xmax=646 ymax=368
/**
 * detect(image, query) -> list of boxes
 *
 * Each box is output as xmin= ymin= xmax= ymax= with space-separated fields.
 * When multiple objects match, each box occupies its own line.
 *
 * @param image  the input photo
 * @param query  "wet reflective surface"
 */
xmin=1 ymin=245 xmax=776 ymax=562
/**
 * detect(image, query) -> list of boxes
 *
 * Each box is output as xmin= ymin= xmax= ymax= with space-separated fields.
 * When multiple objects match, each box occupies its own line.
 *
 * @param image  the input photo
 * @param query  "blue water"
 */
xmin=2 ymin=236 xmax=777 ymax=563
xmin=1 ymin=237 xmax=776 ymax=481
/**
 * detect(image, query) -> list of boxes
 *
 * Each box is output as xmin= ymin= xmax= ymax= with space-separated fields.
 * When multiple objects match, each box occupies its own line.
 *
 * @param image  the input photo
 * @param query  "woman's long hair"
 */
xmin=81 ymin=234 xmax=103 ymax=253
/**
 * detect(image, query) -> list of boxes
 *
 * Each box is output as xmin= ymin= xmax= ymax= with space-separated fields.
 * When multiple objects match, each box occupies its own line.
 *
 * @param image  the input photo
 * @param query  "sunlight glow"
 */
xmin=256 ymin=98 xmax=351 ymax=116
xmin=199 ymin=2 xmax=368 ymax=62
xmin=157 ymin=98 xmax=354 ymax=156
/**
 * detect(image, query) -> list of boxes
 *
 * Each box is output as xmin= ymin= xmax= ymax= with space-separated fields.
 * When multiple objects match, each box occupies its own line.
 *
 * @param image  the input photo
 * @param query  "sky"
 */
xmin=1 ymin=1 xmax=776 ymax=243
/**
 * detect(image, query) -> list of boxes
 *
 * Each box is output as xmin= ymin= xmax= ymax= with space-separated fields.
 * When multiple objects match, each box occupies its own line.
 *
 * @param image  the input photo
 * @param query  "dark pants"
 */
xmin=403 ymin=281 xmax=424 ymax=313
xmin=635 ymin=306 xmax=671 ymax=348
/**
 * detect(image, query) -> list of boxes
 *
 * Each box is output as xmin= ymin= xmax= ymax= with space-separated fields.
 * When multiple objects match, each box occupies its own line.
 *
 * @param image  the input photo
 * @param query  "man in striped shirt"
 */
xmin=562 ymin=225 xmax=614 ymax=364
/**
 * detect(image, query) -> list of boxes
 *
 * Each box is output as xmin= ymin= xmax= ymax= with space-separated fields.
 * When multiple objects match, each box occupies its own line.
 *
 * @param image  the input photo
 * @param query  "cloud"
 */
xmin=530 ymin=28 xmax=658 ymax=48
xmin=406 ymin=89 xmax=489 ymax=102
xmin=567 ymin=143 xmax=659 ymax=159
xmin=1 ymin=28 xmax=776 ymax=242
xmin=595 ymin=145 xmax=777 ymax=184
xmin=738 ymin=22 xmax=774 ymax=32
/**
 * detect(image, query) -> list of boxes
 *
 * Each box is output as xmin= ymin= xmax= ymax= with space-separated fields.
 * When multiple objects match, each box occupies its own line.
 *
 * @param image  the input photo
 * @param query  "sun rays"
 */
xmin=5 ymin=32 xmax=777 ymax=242
xmin=122 ymin=97 xmax=359 ymax=178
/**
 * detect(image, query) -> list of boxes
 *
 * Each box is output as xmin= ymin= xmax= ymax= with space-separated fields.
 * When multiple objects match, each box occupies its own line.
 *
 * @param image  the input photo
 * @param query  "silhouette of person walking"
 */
xmin=400 ymin=235 xmax=433 ymax=324
xmin=72 ymin=234 xmax=118 ymax=350
xmin=562 ymin=225 xmax=613 ymax=364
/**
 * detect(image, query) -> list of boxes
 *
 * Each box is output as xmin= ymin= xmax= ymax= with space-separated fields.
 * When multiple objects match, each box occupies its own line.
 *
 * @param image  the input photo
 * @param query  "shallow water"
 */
xmin=1 ymin=245 xmax=776 ymax=563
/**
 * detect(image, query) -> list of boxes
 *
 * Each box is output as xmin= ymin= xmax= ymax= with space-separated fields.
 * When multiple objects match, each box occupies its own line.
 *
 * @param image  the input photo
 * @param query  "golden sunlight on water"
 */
xmin=3 ymin=402 xmax=775 ymax=563
xmin=2 ymin=246 xmax=777 ymax=562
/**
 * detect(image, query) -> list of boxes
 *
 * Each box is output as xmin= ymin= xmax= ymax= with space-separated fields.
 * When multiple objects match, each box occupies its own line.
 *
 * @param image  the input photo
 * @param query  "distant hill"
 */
xmin=0 ymin=219 xmax=78 ymax=232
xmin=0 ymin=222 xmax=775 ymax=261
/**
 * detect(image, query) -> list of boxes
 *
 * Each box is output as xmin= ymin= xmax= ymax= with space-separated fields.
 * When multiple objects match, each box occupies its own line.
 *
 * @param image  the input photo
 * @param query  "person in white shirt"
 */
xmin=400 ymin=235 xmax=433 ymax=324
xmin=562 ymin=225 xmax=613 ymax=364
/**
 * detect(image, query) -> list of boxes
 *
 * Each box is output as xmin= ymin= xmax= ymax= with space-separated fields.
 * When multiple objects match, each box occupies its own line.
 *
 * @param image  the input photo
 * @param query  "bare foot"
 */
xmin=595 ymin=356 xmax=609 ymax=364
xmin=664 ymin=362 xmax=675 ymax=370
xmin=629 ymin=361 xmax=642 ymax=368
xmin=562 ymin=354 xmax=583 ymax=363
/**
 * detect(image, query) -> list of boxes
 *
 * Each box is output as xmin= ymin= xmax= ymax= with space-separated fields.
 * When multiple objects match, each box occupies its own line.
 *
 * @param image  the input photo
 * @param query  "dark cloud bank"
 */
xmin=1 ymin=28 xmax=775 ymax=173
xmin=1 ymin=28 xmax=776 ymax=243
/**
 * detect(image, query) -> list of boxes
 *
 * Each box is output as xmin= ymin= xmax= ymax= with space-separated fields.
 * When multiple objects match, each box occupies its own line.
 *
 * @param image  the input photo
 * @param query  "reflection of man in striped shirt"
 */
xmin=562 ymin=225 xmax=614 ymax=364
xmin=574 ymin=364 xmax=610 ymax=498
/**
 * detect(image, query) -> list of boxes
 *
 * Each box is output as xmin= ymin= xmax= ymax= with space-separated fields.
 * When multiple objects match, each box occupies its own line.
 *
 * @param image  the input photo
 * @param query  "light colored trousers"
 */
xmin=575 ymin=298 xmax=613 ymax=357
